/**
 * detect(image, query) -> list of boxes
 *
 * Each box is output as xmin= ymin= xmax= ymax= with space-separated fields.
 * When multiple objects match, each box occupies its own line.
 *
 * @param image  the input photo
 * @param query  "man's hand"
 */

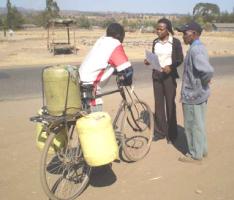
xmin=118 ymin=67 xmax=133 ymax=86
xmin=162 ymin=65 xmax=172 ymax=74
xmin=144 ymin=59 xmax=150 ymax=65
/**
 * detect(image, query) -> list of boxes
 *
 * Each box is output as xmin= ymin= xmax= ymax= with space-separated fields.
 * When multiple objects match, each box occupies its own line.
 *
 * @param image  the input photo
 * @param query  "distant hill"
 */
xmin=0 ymin=6 xmax=185 ymax=17
xmin=0 ymin=7 xmax=41 ymax=15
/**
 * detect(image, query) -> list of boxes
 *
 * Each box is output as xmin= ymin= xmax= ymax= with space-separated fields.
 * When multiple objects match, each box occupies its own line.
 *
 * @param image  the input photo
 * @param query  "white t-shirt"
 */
xmin=79 ymin=36 xmax=131 ymax=105
xmin=79 ymin=36 xmax=131 ymax=83
xmin=153 ymin=35 xmax=173 ymax=68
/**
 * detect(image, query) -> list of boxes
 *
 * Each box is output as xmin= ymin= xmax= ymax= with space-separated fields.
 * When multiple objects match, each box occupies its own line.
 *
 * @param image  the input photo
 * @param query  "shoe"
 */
xmin=167 ymin=140 xmax=172 ymax=144
xmin=178 ymin=155 xmax=202 ymax=164
xmin=203 ymin=153 xmax=208 ymax=158
xmin=153 ymin=133 xmax=165 ymax=141
xmin=166 ymin=137 xmax=176 ymax=144
xmin=167 ymin=137 xmax=176 ymax=145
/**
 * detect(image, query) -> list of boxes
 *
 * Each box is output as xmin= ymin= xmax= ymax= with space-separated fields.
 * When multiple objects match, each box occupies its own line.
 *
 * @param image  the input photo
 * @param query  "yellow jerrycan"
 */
xmin=43 ymin=65 xmax=82 ymax=116
xmin=76 ymin=112 xmax=118 ymax=167
xmin=35 ymin=109 xmax=67 ymax=154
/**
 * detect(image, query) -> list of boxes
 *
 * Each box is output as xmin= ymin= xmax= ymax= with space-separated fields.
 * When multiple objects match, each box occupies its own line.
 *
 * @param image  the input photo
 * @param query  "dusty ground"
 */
xmin=0 ymin=76 xmax=234 ymax=200
xmin=0 ymin=29 xmax=234 ymax=200
xmin=0 ymin=28 xmax=234 ymax=68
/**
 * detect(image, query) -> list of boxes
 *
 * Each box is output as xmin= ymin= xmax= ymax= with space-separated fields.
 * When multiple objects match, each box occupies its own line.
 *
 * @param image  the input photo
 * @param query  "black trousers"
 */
xmin=152 ymin=74 xmax=178 ymax=141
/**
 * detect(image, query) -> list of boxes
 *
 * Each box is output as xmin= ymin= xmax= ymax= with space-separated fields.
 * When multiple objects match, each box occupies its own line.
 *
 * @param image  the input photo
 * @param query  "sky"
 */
xmin=0 ymin=0 xmax=233 ymax=14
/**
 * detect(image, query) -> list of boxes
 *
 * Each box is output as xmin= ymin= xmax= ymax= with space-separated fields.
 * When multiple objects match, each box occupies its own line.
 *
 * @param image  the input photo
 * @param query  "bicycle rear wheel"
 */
xmin=121 ymin=100 xmax=154 ymax=161
xmin=40 ymin=124 xmax=91 ymax=200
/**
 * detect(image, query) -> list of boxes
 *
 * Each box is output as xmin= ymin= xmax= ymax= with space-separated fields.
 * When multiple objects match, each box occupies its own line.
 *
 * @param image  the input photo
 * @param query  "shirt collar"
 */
xmin=191 ymin=39 xmax=201 ymax=46
xmin=158 ymin=35 xmax=173 ymax=44
xmin=168 ymin=35 xmax=173 ymax=44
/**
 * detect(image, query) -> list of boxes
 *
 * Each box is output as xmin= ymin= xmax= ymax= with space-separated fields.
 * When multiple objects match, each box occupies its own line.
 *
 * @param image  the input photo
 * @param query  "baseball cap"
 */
xmin=176 ymin=21 xmax=203 ymax=34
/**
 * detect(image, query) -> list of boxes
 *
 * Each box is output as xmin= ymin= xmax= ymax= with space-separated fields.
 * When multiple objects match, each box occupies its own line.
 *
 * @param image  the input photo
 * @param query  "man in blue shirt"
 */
xmin=176 ymin=22 xmax=214 ymax=162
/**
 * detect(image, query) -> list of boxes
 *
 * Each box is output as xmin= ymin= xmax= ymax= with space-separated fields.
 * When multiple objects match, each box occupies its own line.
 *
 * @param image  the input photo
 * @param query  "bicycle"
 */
xmin=96 ymin=77 xmax=154 ymax=162
xmin=30 ymin=73 xmax=154 ymax=200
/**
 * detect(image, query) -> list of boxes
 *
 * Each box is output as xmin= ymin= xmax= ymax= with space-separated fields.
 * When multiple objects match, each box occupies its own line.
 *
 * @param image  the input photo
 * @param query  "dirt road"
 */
xmin=0 ymin=73 xmax=234 ymax=200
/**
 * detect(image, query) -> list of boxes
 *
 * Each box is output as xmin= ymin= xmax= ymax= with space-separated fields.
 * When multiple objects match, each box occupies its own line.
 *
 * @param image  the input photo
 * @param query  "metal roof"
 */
xmin=212 ymin=23 xmax=234 ymax=28
xmin=48 ymin=18 xmax=75 ymax=26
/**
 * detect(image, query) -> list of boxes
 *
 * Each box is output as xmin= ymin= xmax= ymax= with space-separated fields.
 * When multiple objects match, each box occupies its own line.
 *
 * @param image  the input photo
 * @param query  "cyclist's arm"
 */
xmin=108 ymin=44 xmax=133 ymax=85
xmin=108 ymin=45 xmax=131 ymax=71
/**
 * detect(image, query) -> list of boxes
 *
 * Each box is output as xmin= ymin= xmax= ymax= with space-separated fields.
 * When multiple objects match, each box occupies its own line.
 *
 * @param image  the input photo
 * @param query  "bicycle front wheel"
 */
xmin=40 ymin=124 xmax=91 ymax=200
xmin=121 ymin=100 xmax=154 ymax=162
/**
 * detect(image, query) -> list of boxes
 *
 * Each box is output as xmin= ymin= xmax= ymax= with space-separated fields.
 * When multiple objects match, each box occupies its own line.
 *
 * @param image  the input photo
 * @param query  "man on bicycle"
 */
xmin=79 ymin=23 xmax=133 ymax=112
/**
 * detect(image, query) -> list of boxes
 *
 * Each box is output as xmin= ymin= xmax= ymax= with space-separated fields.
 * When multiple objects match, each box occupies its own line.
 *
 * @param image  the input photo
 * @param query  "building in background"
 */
xmin=212 ymin=23 xmax=234 ymax=32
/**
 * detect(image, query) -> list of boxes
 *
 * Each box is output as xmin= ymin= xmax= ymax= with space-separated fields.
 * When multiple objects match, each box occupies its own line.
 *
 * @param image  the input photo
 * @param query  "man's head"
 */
xmin=176 ymin=21 xmax=202 ymax=45
xmin=106 ymin=23 xmax=125 ymax=43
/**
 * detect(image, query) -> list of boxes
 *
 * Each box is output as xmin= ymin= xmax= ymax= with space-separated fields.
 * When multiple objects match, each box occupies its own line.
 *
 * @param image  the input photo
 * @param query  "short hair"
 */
xmin=106 ymin=23 xmax=125 ymax=43
xmin=157 ymin=18 xmax=174 ymax=35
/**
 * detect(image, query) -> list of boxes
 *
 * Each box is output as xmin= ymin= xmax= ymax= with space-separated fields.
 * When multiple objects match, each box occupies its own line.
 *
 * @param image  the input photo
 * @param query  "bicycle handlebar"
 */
xmin=95 ymin=75 xmax=130 ymax=99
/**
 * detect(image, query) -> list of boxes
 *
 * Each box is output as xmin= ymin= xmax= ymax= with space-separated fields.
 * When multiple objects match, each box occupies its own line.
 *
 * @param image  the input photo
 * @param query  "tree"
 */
xmin=6 ymin=0 xmax=24 ymax=29
xmin=218 ymin=11 xmax=234 ymax=23
xmin=193 ymin=3 xmax=220 ymax=23
xmin=101 ymin=18 xmax=117 ymax=28
xmin=122 ymin=17 xmax=129 ymax=27
xmin=41 ymin=0 xmax=60 ymax=26
xmin=77 ymin=16 xmax=91 ymax=29
xmin=7 ymin=0 xmax=13 ymax=29
xmin=10 ymin=7 xmax=24 ymax=28
xmin=46 ymin=0 xmax=60 ymax=18
xmin=174 ymin=14 xmax=193 ymax=27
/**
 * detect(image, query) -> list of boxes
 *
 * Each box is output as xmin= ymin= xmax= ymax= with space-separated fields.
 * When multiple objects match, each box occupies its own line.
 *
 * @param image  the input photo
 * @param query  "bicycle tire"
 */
xmin=121 ymin=100 xmax=154 ymax=162
xmin=40 ymin=124 xmax=91 ymax=200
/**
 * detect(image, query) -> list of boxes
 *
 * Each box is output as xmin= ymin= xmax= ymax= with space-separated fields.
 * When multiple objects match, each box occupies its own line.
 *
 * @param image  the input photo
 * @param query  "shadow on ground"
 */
xmin=89 ymin=164 xmax=117 ymax=187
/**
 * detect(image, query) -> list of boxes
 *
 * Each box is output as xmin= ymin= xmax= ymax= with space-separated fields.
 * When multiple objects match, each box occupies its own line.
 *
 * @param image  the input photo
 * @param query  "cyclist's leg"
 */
xmin=90 ymin=104 xmax=103 ymax=112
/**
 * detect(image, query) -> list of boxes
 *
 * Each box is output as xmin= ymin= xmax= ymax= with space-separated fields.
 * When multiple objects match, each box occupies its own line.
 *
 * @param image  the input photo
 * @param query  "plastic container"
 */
xmin=35 ymin=109 xmax=67 ymax=153
xmin=76 ymin=112 xmax=118 ymax=166
xmin=43 ymin=65 xmax=82 ymax=116
xmin=36 ymin=123 xmax=67 ymax=154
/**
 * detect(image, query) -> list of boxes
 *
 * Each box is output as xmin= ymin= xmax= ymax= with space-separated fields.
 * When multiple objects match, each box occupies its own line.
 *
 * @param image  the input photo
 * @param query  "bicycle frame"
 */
xmin=95 ymin=78 xmax=144 ymax=142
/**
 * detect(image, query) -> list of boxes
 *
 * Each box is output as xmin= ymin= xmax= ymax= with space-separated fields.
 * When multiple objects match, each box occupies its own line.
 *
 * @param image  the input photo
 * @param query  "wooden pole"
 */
xmin=67 ymin=25 xmax=70 ymax=44
xmin=47 ymin=25 xmax=50 ymax=49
